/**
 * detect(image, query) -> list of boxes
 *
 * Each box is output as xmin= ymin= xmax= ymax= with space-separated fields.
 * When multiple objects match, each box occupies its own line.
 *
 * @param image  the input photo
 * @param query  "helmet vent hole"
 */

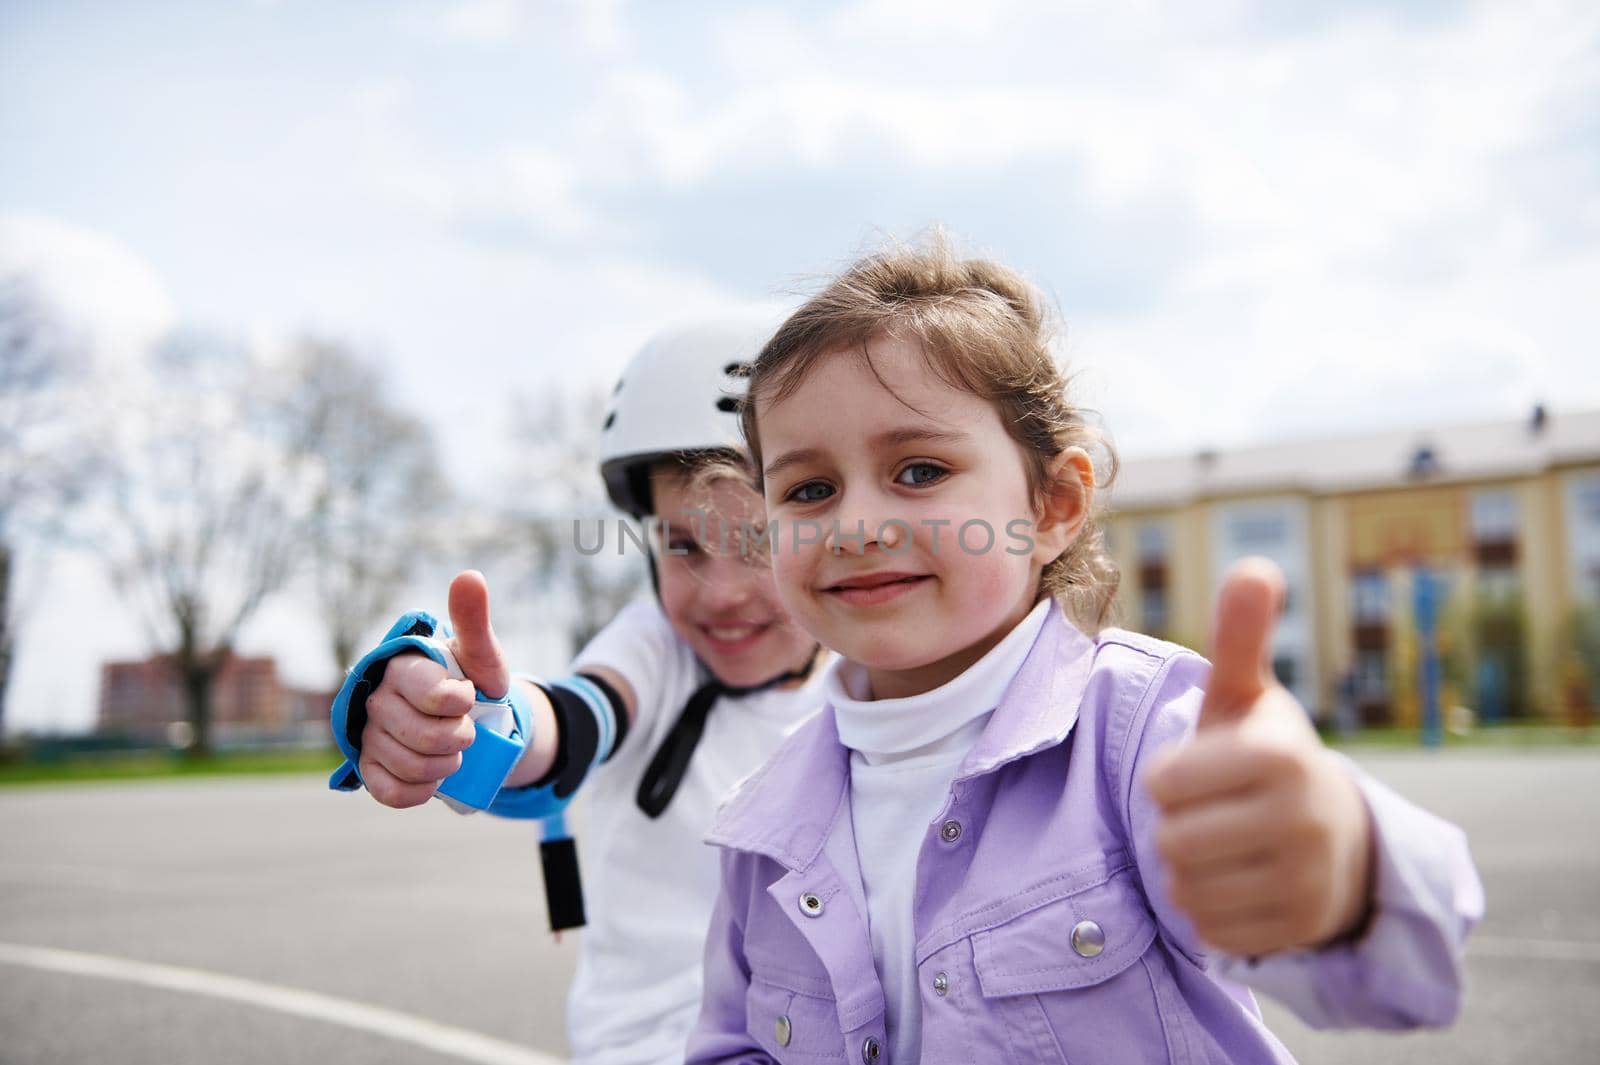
xmin=603 ymin=411 xmax=617 ymax=429
xmin=715 ymin=396 xmax=740 ymax=413
xmin=724 ymin=361 xmax=752 ymax=378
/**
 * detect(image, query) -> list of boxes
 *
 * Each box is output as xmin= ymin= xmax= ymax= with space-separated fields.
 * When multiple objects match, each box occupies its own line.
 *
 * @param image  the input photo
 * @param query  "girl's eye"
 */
xmin=895 ymin=463 xmax=947 ymax=487
xmin=786 ymin=481 xmax=835 ymax=504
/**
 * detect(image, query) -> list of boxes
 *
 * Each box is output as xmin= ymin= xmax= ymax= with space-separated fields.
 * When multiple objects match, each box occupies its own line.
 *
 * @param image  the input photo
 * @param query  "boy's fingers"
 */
xmin=367 ymin=699 xmax=474 ymax=756
xmin=381 ymin=656 xmax=472 ymax=717
xmin=364 ymin=728 xmax=464 ymax=785
xmin=415 ymin=678 xmax=478 ymax=720
xmin=1199 ymin=558 xmax=1284 ymax=729
xmin=447 ymin=570 xmax=510 ymax=699
xmin=359 ymin=756 xmax=438 ymax=809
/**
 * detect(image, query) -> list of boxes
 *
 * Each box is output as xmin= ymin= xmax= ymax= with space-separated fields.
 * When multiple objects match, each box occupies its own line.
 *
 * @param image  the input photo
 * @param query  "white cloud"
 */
xmin=439 ymin=0 xmax=525 ymax=44
xmin=0 ymin=213 xmax=175 ymax=365
xmin=829 ymin=0 xmax=1012 ymax=40
xmin=432 ymin=0 xmax=632 ymax=54
xmin=573 ymin=0 xmax=629 ymax=56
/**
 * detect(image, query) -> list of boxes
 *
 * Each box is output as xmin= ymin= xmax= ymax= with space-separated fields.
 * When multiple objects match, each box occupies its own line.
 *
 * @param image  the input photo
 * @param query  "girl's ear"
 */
xmin=1032 ymin=447 xmax=1095 ymax=565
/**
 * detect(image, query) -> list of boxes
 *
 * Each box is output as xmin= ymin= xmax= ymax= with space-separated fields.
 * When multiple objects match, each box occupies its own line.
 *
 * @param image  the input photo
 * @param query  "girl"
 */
xmin=331 ymin=317 xmax=831 ymax=1065
xmin=686 ymin=244 xmax=1482 ymax=1064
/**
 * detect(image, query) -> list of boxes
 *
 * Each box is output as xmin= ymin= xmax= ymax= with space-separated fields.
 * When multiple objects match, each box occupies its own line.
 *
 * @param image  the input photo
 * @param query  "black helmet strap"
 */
xmin=635 ymin=649 xmax=820 ymax=818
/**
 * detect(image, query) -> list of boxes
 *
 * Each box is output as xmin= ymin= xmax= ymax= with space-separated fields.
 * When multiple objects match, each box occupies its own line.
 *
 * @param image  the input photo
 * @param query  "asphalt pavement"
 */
xmin=1 ymin=748 xmax=1596 ymax=1064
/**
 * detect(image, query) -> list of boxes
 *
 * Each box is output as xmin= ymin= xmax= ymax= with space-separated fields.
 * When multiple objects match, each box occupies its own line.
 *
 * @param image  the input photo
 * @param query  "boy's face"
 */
xmin=650 ymin=466 xmax=816 ymax=688
xmin=757 ymin=335 xmax=1070 ymax=699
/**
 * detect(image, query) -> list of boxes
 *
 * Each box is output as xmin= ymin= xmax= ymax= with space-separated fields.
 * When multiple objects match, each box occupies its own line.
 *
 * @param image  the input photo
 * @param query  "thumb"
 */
xmin=1198 ymin=557 xmax=1283 ymax=728
xmin=447 ymin=570 xmax=510 ymax=699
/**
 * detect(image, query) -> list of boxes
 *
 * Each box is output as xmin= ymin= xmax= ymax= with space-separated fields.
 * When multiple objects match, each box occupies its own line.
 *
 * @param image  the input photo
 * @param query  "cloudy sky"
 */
xmin=2 ymin=0 xmax=1598 ymax=732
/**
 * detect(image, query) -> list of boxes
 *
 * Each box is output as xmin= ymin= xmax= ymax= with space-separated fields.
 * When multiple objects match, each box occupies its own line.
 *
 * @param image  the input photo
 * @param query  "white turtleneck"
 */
xmin=826 ymin=598 xmax=1052 ymax=1065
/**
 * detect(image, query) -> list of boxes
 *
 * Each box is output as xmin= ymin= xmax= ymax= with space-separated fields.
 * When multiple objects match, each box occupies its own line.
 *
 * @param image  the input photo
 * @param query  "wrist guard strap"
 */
xmin=327 ymin=610 xmax=531 ymax=809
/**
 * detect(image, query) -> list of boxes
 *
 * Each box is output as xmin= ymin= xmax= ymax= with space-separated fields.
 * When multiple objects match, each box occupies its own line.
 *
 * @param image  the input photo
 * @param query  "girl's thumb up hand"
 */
xmin=1144 ymin=558 xmax=1375 ymax=955
xmin=1196 ymin=558 xmax=1282 ymax=729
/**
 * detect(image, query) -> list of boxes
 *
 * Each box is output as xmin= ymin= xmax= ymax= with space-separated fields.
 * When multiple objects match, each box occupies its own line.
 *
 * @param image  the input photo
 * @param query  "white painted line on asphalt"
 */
xmin=0 ymin=942 xmax=563 ymax=1065
xmin=1468 ymin=936 xmax=1600 ymax=963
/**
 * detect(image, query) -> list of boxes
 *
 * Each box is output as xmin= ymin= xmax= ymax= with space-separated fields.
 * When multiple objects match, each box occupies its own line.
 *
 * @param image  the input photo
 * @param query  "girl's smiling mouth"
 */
xmin=823 ymin=571 xmax=932 ymax=607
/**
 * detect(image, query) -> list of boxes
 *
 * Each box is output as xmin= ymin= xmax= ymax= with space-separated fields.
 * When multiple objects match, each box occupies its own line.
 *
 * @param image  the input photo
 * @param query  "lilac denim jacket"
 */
xmin=688 ymin=606 xmax=1483 ymax=1064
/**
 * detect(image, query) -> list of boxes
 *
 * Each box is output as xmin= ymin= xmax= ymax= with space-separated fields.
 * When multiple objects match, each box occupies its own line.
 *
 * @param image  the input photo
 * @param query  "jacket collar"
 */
xmin=705 ymin=601 xmax=1097 ymax=870
xmin=704 ymin=705 xmax=852 ymax=872
xmin=954 ymin=600 xmax=1096 ymax=783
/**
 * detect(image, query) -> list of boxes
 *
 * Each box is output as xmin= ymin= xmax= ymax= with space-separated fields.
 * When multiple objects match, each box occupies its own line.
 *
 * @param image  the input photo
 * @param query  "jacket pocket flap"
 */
xmin=972 ymin=865 xmax=1156 ymax=997
xmin=745 ymin=971 xmax=847 ymax=1062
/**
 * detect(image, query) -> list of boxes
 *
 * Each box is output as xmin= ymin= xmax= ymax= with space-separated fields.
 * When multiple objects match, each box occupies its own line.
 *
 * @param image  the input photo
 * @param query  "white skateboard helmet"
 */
xmin=600 ymin=312 xmax=781 ymax=517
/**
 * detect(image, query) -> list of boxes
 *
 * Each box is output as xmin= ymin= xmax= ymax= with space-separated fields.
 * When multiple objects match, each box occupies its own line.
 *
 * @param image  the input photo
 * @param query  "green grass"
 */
xmin=1323 ymin=723 xmax=1600 ymax=750
xmin=0 ymin=746 xmax=343 ymax=786
xmin=3 ymin=720 xmax=1594 ymax=787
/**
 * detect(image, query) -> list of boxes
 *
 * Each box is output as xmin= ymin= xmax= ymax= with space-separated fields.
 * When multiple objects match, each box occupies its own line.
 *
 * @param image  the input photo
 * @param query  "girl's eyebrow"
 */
xmin=763 ymin=426 xmax=970 ymax=480
xmin=874 ymin=425 xmax=969 ymax=450
xmin=762 ymin=448 xmax=821 ymax=481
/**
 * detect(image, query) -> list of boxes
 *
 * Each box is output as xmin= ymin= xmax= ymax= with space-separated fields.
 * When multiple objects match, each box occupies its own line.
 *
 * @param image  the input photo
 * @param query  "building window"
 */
xmin=1471 ymin=490 xmax=1518 ymax=542
xmin=1354 ymin=649 xmax=1388 ymax=702
xmin=1471 ymin=488 xmax=1519 ymax=570
xmin=1138 ymin=522 xmax=1168 ymax=562
xmin=1137 ymin=521 xmax=1170 ymax=637
xmin=1578 ymin=478 xmax=1600 ymax=523
xmin=1351 ymin=570 xmax=1389 ymax=622
xmin=1141 ymin=586 xmax=1168 ymax=635
xmin=1568 ymin=475 xmax=1600 ymax=603
xmin=1229 ymin=512 xmax=1288 ymax=551
xmin=1478 ymin=565 xmax=1520 ymax=603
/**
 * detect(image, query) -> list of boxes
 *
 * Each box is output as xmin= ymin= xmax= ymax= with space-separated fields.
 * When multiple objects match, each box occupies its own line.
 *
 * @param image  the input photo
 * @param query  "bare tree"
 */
xmin=0 ymin=277 xmax=98 ymax=734
xmin=100 ymin=332 xmax=315 ymax=756
xmin=494 ymin=384 xmax=643 ymax=656
xmin=278 ymin=337 xmax=449 ymax=675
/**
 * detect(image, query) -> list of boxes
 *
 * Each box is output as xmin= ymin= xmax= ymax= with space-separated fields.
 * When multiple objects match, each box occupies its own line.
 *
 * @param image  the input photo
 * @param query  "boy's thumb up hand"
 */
xmin=447 ymin=570 xmax=511 ymax=700
xmin=1197 ymin=558 xmax=1284 ymax=729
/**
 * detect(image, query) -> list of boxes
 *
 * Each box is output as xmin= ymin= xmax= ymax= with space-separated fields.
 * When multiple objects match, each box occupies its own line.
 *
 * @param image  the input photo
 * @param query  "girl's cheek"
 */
xmin=769 ymin=553 xmax=809 ymax=602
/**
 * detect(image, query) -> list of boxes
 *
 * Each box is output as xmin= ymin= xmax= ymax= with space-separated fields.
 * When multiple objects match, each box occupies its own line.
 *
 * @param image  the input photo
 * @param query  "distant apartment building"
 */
xmin=98 ymin=652 xmax=333 ymax=744
xmin=1106 ymin=407 xmax=1600 ymax=725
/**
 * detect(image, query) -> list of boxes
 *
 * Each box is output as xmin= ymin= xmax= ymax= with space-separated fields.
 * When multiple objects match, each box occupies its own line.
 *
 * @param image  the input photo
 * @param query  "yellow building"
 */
xmin=1105 ymin=407 xmax=1600 ymax=725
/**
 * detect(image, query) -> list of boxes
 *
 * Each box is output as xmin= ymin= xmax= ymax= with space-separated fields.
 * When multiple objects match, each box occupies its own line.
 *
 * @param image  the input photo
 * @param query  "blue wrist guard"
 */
xmin=328 ymin=610 xmax=532 ymax=809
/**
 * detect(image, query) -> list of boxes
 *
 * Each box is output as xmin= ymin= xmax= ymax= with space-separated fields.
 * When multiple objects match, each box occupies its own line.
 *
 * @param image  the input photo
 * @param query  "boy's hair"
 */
xmin=658 ymin=451 xmax=775 ymax=567
xmin=640 ymin=450 xmax=740 ymax=517
xmin=741 ymin=234 xmax=1121 ymax=630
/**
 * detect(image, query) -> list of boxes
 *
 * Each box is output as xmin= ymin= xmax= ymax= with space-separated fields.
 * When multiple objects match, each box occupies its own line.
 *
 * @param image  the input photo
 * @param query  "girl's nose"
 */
xmin=824 ymin=497 xmax=909 ymax=556
xmin=824 ymin=489 xmax=893 ymax=556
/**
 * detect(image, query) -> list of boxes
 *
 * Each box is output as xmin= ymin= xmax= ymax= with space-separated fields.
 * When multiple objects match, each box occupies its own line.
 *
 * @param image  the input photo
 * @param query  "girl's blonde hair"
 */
xmin=741 ymin=235 xmax=1121 ymax=630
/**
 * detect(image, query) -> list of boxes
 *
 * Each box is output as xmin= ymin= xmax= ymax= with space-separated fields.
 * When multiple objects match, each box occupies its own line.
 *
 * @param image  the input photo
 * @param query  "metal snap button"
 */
xmin=799 ymin=892 xmax=825 ymax=917
xmin=862 ymin=1035 xmax=882 ymax=1063
xmin=932 ymin=971 xmax=949 ymax=996
xmin=939 ymin=819 xmax=962 ymax=843
xmin=1071 ymin=919 xmax=1105 ymax=958
xmin=775 ymin=1014 xmax=792 ymax=1047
